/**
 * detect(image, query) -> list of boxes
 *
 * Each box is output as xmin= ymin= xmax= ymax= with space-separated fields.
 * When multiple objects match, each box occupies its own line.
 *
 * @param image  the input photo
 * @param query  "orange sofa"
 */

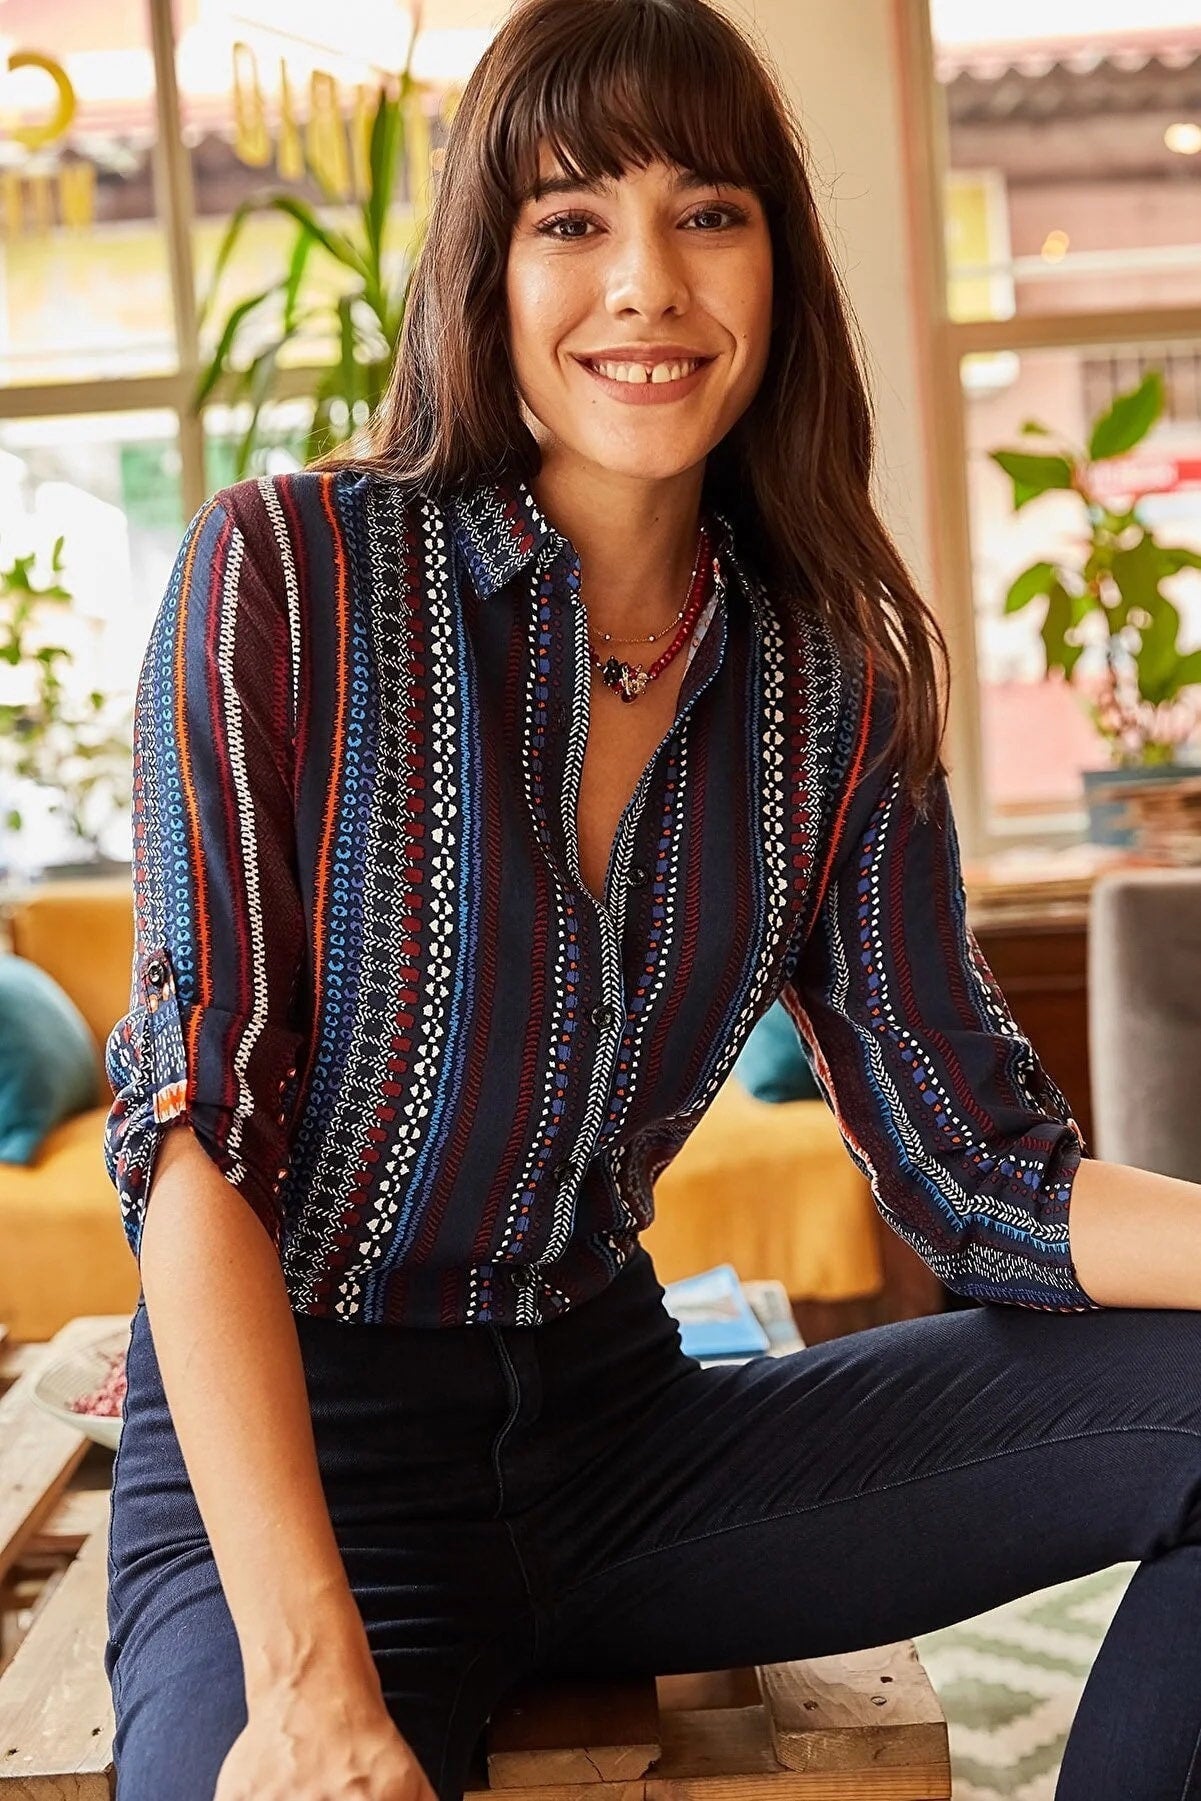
xmin=0 ymin=877 xmax=882 ymax=1342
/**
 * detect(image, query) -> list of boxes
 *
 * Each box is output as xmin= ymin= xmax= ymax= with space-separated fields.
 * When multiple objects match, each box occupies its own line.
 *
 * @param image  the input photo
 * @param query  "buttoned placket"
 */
xmin=534 ymin=535 xmax=733 ymax=1224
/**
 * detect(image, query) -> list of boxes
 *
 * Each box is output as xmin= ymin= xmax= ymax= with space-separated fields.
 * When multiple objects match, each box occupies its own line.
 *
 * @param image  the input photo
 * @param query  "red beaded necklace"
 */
xmin=585 ymin=520 xmax=715 ymax=704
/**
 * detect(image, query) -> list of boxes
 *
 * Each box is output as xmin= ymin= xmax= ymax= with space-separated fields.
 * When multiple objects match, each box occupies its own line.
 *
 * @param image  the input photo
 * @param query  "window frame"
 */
xmin=896 ymin=0 xmax=1201 ymax=859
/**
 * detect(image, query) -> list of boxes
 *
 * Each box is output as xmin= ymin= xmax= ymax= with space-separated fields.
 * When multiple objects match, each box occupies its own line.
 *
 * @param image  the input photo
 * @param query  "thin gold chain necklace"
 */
xmin=583 ymin=523 xmax=714 ymax=704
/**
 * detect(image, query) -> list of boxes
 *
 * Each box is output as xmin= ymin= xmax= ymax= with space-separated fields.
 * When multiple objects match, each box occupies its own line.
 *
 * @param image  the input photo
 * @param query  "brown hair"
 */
xmin=309 ymin=0 xmax=950 ymax=803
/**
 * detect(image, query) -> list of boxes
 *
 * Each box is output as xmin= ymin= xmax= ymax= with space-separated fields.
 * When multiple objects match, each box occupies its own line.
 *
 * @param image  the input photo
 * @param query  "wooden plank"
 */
xmin=648 ymin=1706 xmax=948 ymax=1799
xmin=657 ymin=1671 xmax=762 ymax=1713
xmin=0 ymin=1524 xmax=114 ymax=1798
xmin=0 ymin=1318 xmax=128 ymax=1586
xmin=756 ymin=1644 xmax=949 ymax=1780
xmin=467 ymin=1783 xmax=645 ymax=1801
xmin=487 ymin=1676 xmax=661 ymax=1787
xmin=25 ymin=1493 xmax=110 ymax=1560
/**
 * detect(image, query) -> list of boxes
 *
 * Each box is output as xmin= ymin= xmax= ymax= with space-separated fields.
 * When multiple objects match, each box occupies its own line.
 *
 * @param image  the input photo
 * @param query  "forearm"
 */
xmin=1067 ymin=1155 xmax=1201 ymax=1310
xmin=138 ymin=1123 xmax=379 ymax=1708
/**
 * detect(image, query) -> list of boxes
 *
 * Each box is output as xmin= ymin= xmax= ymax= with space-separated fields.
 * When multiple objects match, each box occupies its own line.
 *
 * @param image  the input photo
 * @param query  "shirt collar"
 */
xmin=447 ymin=466 xmax=759 ymax=615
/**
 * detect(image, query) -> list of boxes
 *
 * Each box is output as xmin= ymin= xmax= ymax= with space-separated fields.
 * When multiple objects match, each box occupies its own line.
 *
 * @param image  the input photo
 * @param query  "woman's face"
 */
xmin=505 ymin=147 xmax=773 ymax=484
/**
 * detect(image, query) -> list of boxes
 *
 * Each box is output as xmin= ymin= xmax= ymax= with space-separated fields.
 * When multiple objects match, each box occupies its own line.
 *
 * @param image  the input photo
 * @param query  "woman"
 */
xmin=102 ymin=1 xmax=1201 ymax=1797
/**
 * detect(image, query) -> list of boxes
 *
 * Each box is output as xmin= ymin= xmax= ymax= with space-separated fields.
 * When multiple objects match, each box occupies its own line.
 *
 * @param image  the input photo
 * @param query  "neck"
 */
xmin=530 ymin=461 xmax=706 ymax=639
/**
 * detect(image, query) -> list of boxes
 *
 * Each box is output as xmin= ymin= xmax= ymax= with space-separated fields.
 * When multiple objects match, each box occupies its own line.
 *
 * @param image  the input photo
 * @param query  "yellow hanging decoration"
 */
xmin=8 ymin=52 xmax=76 ymax=152
xmin=59 ymin=159 xmax=95 ymax=230
xmin=276 ymin=59 xmax=304 ymax=184
xmin=27 ymin=168 xmax=52 ymax=234
xmin=306 ymin=70 xmax=350 ymax=201
xmin=232 ymin=41 xmax=271 ymax=169
xmin=350 ymin=80 xmax=374 ymax=204
xmin=1 ymin=169 xmax=22 ymax=240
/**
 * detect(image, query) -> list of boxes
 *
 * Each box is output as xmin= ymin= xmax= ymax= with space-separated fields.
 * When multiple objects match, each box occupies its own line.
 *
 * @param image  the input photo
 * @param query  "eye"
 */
xmin=686 ymin=203 xmax=752 ymax=230
xmin=534 ymin=201 xmax=751 ymax=241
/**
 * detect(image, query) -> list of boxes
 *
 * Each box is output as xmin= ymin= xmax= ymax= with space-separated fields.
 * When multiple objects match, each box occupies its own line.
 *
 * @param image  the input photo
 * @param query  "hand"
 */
xmin=214 ymin=1684 xmax=440 ymax=1801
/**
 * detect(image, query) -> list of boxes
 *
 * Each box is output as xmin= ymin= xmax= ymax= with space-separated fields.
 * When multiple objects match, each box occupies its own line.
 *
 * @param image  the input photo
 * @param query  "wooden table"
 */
xmin=0 ymin=1313 xmax=124 ymax=1796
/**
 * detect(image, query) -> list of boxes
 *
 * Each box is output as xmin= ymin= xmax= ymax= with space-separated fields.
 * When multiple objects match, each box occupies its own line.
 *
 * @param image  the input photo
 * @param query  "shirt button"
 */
xmin=552 ymin=1158 xmax=577 ymax=1186
xmin=626 ymin=863 xmax=649 ymax=887
xmin=589 ymin=1002 xmax=616 ymax=1029
xmin=145 ymin=956 xmax=167 ymax=987
xmin=553 ymin=701 xmax=570 ymax=731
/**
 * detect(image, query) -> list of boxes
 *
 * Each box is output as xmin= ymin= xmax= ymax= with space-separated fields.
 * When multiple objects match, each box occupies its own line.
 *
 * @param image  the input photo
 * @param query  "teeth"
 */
xmin=588 ymin=358 xmax=702 ymax=384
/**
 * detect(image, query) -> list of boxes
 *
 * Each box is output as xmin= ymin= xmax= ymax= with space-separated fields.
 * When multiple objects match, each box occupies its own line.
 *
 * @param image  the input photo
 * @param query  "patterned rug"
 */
xmin=912 ymin=1562 xmax=1137 ymax=1800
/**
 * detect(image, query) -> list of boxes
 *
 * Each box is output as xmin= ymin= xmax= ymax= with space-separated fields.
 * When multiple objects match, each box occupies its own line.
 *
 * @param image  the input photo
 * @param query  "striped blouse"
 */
xmin=102 ymin=466 xmax=1102 ymax=1326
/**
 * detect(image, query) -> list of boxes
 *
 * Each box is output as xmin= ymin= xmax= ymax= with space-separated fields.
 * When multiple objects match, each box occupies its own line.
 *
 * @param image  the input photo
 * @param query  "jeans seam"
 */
xmin=489 ymin=1332 xmax=522 ymax=1520
xmin=435 ymin=1638 xmax=495 ymax=1799
xmin=1182 ymin=1709 xmax=1201 ymax=1799
xmin=503 ymin=1515 xmax=545 ymax=1666
xmin=550 ymin=1422 xmax=1201 ymax=1605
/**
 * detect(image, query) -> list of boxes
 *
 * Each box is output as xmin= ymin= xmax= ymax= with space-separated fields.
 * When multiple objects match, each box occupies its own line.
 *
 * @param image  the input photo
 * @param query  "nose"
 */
xmin=603 ymin=224 xmax=691 ymax=320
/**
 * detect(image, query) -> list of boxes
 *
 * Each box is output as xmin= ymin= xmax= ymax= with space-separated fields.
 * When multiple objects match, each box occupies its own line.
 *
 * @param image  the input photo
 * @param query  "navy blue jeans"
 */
xmin=106 ymin=1242 xmax=1201 ymax=1800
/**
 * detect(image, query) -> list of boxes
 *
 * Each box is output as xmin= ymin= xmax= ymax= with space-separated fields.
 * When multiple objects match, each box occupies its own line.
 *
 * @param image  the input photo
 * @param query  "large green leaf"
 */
xmin=1110 ymin=533 xmax=1165 ymax=634
xmin=1174 ymin=647 xmax=1201 ymax=687
xmin=1159 ymin=543 xmax=1201 ymax=575
xmin=989 ymin=449 xmax=1075 ymax=510
xmin=1135 ymin=590 xmax=1181 ymax=702
xmin=365 ymin=86 xmax=404 ymax=274
xmin=194 ymin=280 xmax=285 ymax=409
xmin=1003 ymin=560 xmax=1057 ymax=613
xmin=1040 ymin=578 xmax=1086 ymax=676
xmin=1088 ymin=370 xmax=1163 ymax=461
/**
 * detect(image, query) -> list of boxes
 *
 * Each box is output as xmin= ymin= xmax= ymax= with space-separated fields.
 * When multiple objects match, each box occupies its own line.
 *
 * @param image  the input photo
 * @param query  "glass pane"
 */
xmin=0 ymin=1 xmax=178 ymax=382
xmin=932 ymin=2 xmax=1201 ymax=321
xmin=0 ymin=410 xmax=183 ymax=877
xmin=203 ymin=396 xmax=313 ymax=488
xmin=962 ymin=339 xmax=1201 ymax=826
xmin=175 ymin=3 xmax=439 ymax=381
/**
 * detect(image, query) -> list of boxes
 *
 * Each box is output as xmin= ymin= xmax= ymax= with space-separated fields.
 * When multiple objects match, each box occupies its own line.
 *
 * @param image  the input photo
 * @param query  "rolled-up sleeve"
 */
xmin=103 ymin=483 xmax=309 ymax=1264
xmin=780 ymin=654 xmax=1102 ymax=1313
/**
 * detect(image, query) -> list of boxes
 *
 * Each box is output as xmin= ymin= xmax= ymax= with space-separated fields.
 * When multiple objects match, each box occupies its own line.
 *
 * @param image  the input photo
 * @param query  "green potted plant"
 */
xmin=991 ymin=369 xmax=1201 ymax=844
xmin=0 ymin=533 xmax=133 ymax=880
xmin=193 ymin=57 xmax=429 ymax=476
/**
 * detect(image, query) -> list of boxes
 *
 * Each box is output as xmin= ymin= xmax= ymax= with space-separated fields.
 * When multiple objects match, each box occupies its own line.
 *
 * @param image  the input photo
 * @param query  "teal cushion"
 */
xmin=733 ymin=998 xmax=823 ymax=1103
xmin=0 ymin=953 xmax=100 ymax=1165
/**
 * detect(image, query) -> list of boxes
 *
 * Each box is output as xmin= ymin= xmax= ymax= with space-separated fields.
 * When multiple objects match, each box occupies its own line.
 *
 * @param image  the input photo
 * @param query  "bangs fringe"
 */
xmin=495 ymin=0 xmax=776 ymax=208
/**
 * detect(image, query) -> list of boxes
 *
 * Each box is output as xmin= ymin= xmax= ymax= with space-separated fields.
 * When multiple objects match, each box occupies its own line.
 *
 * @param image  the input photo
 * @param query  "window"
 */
xmin=923 ymin=0 xmax=1201 ymax=845
xmin=963 ymin=339 xmax=1201 ymax=820
xmin=0 ymin=0 xmax=176 ymax=383
xmin=0 ymin=0 xmax=467 ymax=876
xmin=935 ymin=2 xmax=1201 ymax=324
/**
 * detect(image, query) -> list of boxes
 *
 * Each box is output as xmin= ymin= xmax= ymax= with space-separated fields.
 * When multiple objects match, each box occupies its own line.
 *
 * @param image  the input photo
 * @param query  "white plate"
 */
xmin=32 ymin=1327 xmax=130 ymax=1450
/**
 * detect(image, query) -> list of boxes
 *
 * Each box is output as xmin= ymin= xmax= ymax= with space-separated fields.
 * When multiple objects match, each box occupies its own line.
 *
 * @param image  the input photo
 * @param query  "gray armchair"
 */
xmin=1088 ymin=866 xmax=1201 ymax=1181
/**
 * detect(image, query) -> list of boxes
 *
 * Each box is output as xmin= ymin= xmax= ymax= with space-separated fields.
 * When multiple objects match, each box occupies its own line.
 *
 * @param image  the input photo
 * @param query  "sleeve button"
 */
xmin=146 ymin=957 xmax=167 ymax=987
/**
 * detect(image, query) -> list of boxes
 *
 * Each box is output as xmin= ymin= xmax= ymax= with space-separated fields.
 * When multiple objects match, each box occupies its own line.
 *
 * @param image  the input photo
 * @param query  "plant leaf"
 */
xmin=1159 ymin=544 xmax=1201 ymax=575
xmin=1040 ymin=578 xmax=1084 ymax=677
xmin=1088 ymin=370 xmax=1163 ymax=461
xmin=193 ymin=280 xmax=286 ymax=409
xmin=1003 ymin=560 xmax=1057 ymax=613
xmin=989 ymin=449 xmax=1075 ymax=510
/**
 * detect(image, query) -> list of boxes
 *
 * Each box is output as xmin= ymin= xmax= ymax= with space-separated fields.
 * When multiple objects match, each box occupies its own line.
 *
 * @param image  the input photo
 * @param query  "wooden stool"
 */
xmin=468 ymin=1648 xmax=951 ymax=1799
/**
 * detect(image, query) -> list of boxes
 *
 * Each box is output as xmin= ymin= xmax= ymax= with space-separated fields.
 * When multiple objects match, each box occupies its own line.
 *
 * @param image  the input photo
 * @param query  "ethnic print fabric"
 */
xmin=102 ymin=467 xmax=1101 ymax=1325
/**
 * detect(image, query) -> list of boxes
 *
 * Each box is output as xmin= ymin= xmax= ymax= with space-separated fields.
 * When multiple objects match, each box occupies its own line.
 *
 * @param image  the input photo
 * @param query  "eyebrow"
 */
xmin=523 ymin=167 xmax=740 ymax=205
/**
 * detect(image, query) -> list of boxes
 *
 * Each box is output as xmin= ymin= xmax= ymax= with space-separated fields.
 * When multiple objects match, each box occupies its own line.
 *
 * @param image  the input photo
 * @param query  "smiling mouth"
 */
xmin=577 ymin=355 xmax=714 ymax=385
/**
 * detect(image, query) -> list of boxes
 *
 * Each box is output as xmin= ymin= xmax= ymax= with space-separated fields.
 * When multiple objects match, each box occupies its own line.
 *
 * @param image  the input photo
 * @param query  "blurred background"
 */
xmin=1 ymin=0 xmax=1200 ymax=873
